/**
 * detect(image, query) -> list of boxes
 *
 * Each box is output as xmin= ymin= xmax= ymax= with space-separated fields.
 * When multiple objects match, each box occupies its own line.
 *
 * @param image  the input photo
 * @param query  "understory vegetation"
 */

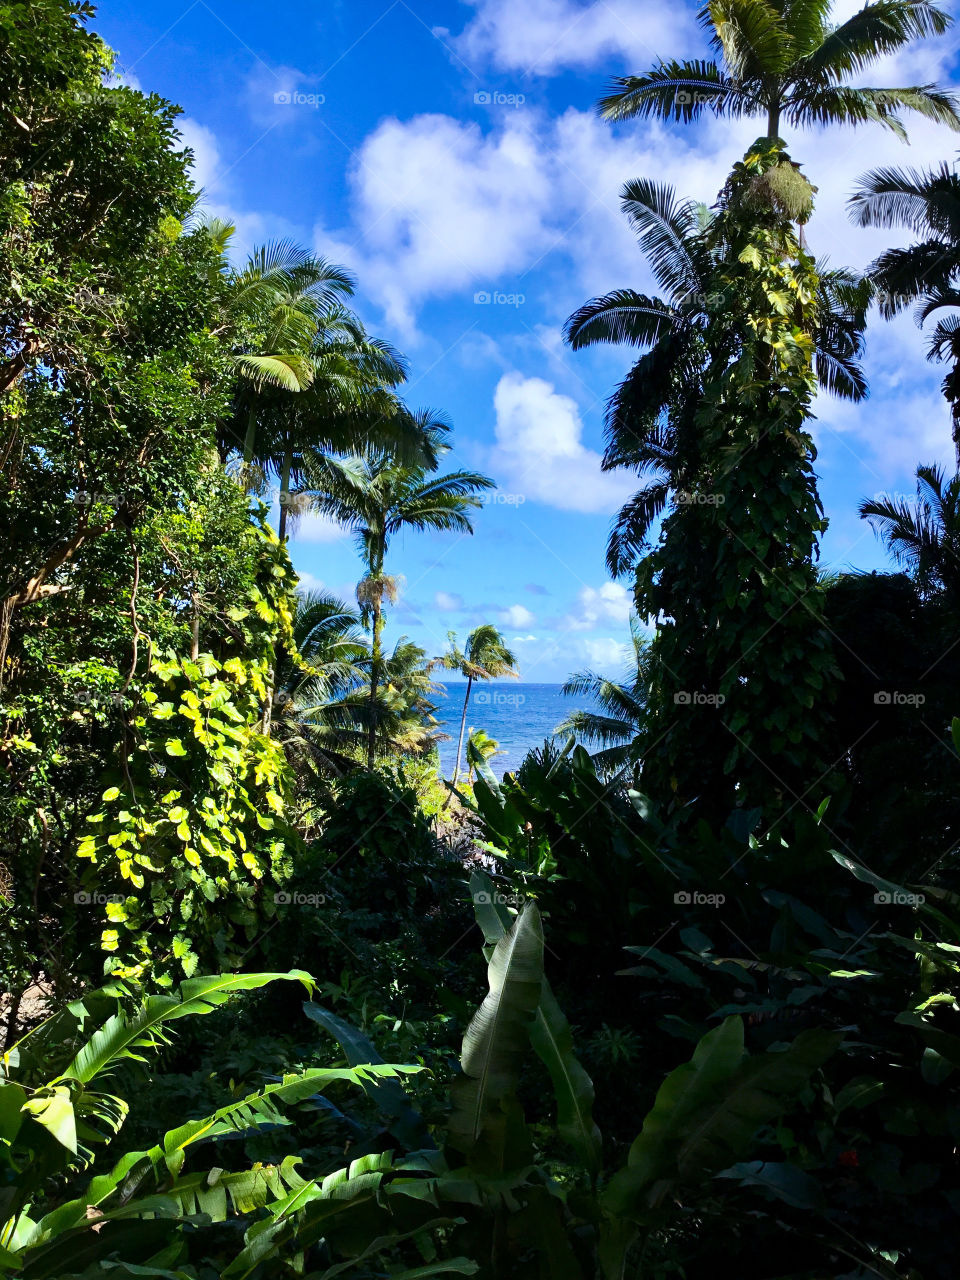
xmin=4 ymin=1 xmax=960 ymax=1276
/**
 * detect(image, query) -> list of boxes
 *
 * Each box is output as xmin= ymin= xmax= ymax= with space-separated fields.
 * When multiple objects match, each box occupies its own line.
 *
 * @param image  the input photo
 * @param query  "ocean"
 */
xmin=431 ymin=682 xmax=593 ymax=777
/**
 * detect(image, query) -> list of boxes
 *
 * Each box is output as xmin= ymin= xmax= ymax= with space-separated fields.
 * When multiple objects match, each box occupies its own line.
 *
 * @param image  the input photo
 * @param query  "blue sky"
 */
xmin=95 ymin=0 xmax=960 ymax=681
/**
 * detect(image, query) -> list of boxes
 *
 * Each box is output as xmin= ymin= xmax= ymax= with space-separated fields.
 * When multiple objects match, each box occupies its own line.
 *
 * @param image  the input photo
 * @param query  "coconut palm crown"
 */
xmin=598 ymin=0 xmax=960 ymax=142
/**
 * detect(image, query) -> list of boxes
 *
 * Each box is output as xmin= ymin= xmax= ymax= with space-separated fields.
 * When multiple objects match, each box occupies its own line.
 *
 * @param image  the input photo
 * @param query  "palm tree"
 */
xmin=309 ymin=421 xmax=494 ymax=768
xmin=432 ymin=624 xmax=518 ymax=788
xmin=849 ymin=162 xmax=960 ymax=462
xmin=272 ymin=590 xmax=370 ymax=778
xmin=598 ymin=0 xmax=959 ymax=142
xmin=254 ymin=309 xmax=409 ymax=540
xmin=859 ymin=463 xmax=960 ymax=604
xmin=197 ymin=220 xmax=357 ymax=465
xmin=565 ymin=178 xmax=870 ymax=576
xmin=555 ymin=619 xmax=649 ymax=778
xmin=465 ymin=727 xmax=504 ymax=784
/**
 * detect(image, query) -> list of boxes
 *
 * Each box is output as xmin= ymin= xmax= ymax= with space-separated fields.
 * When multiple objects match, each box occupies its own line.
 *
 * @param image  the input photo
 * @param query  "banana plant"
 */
xmin=298 ymin=871 xmax=841 ymax=1279
xmin=0 ymin=970 xmax=434 ymax=1278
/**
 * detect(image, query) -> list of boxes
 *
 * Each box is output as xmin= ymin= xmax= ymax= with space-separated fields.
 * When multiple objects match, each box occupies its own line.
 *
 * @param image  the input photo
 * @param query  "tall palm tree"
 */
xmin=431 ymin=624 xmax=518 ymax=788
xmin=309 ymin=421 xmax=494 ymax=768
xmin=272 ymin=590 xmax=370 ymax=778
xmin=565 ymin=178 xmax=870 ymax=575
xmin=555 ymin=619 xmax=649 ymax=779
xmin=859 ymin=463 xmax=960 ymax=604
xmin=598 ymin=0 xmax=959 ymax=142
xmin=254 ymin=309 xmax=409 ymax=539
xmin=197 ymin=220 xmax=357 ymax=465
xmin=849 ymin=162 xmax=960 ymax=462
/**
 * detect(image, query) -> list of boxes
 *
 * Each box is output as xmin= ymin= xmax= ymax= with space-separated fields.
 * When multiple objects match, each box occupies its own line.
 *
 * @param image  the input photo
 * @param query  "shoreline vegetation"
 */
xmin=5 ymin=1 xmax=960 ymax=1276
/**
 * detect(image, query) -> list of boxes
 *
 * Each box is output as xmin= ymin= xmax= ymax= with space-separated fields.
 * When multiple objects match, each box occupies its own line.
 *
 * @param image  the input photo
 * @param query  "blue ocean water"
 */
xmin=432 ymin=682 xmax=593 ymax=777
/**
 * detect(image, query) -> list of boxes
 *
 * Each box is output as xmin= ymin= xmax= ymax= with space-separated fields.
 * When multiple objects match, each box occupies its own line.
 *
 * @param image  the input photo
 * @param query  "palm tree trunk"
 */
xmin=766 ymin=102 xmax=781 ymax=139
xmin=278 ymin=445 xmax=293 ymax=540
xmin=367 ymin=600 xmax=382 ymax=771
xmin=451 ymin=675 xmax=472 ymax=788
xmin=242 ymin=405 xmax=257 ymax=490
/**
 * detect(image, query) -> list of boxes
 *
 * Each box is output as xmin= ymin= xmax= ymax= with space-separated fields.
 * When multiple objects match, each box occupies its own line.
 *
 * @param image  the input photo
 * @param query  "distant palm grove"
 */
xmin=5 ymin=1 xmax=960 ymax=1277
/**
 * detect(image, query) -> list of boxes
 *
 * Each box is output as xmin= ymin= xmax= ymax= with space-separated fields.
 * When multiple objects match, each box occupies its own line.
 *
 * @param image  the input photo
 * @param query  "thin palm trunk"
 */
xmin=451 ymin=675 xmax=472 ymax=787
xmin=278 ymin=445 xmax=293 ymax=540
xmin=767 ymin=101 xmax=781 ymax=138
xmin=242 ymin=405 xmax=257 ymax=486
xmin=367 ymin=600 xmax=383 ymax=770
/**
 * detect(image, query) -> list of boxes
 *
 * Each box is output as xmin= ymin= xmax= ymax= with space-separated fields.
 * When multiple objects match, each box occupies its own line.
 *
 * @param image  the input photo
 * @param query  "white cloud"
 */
xmin=815 ymin=312 xmax=955 ymax=479
xmin=175 ymin=118 xmax=273 ymax=260
xmin=291 ymin=512 xmax=349 ymax=543
xmin=315 ymin=112 xmax=556 ymax=335
xmin=443 ymin=0 xmax=699 ymax=76
xmin=488 ymin=372 xmax=634 ymax=513
xmin=561 ymin=582 xmax=633 ymax=631
xmin=177 ymin=119 xmax=222 ymax=194
xmin=581 ymin=636 xmax=632 ymax=670
xmin=500 ymin=603 xmax=536 ymax=627
xmin=435 ymin=590 xmax=465 ymax=610
xmin=293 ymin=569 xmax=325 ymax=592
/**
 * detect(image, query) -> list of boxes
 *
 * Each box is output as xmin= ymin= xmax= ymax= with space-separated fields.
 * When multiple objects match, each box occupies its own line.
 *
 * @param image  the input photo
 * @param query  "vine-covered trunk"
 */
xmin=637 ymin=139 xmax=838 ymax=820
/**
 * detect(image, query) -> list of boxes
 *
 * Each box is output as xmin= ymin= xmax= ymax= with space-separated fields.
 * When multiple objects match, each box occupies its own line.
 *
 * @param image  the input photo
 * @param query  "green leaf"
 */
xmin=446 ymin=902 xmax=542 ymax=1173
xmin=604 ymin=1018 xmax=840 ymax=1213
xmin=302 ymin=1004 xmax=432 ymax=1151
xmin=468 ymin=871 xmax=601 ymax=1174
xmin=23 ymin=1086 xmax=77 ymax=1154
xmin=0 ymin=1080 xmax=27 ymax=1143
xmin=62 ymin=972 xmax=314 ymax=1084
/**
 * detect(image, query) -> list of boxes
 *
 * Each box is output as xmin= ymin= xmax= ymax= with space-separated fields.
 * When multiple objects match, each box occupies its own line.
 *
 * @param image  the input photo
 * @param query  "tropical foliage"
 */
xmin=5 ymin=2 xmax=960 ymax=1277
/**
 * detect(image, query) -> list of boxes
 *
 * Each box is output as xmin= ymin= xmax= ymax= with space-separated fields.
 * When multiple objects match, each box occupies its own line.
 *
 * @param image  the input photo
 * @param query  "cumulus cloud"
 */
xmin=581 ymin=636 xmax=633 ymax=670
xmin=560 ymin=582 xmax=633 ymax=631
xmin=488 ymin=372 xmax=634 ymax=513
xmin=315 ymin=112 xmax=555 ymax=334
xmin=442 ymin=0 xmax=699 ymax=76
xmin=174 ymin=118 xmax=273 ymax=260
xmin=291 ymin=512 xmax=349 ymax=544
xmin=500 ymin=603 xmax=536 ymax=627
xmin=435 ymin=590 xmax=466 ymax=610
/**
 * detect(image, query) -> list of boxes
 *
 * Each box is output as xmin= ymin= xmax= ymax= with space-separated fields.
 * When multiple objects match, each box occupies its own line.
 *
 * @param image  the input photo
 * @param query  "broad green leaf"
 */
xmin=447 ymin=902 xmax=542 ymax=1173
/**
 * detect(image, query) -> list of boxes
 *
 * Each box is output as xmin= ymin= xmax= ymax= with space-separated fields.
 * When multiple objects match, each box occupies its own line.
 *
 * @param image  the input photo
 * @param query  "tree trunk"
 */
xmin=766 ymin=101 xmax=781 ymax=139
xmin=278 ymin=446 xmax=293 ymax=540
xmin=367 ymin=600 xmax=382 ymax=770
xmin=451 ymin=675 xmax=472 ymax=788
xmin=241 ymin=404 xmax=257 ymax=489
